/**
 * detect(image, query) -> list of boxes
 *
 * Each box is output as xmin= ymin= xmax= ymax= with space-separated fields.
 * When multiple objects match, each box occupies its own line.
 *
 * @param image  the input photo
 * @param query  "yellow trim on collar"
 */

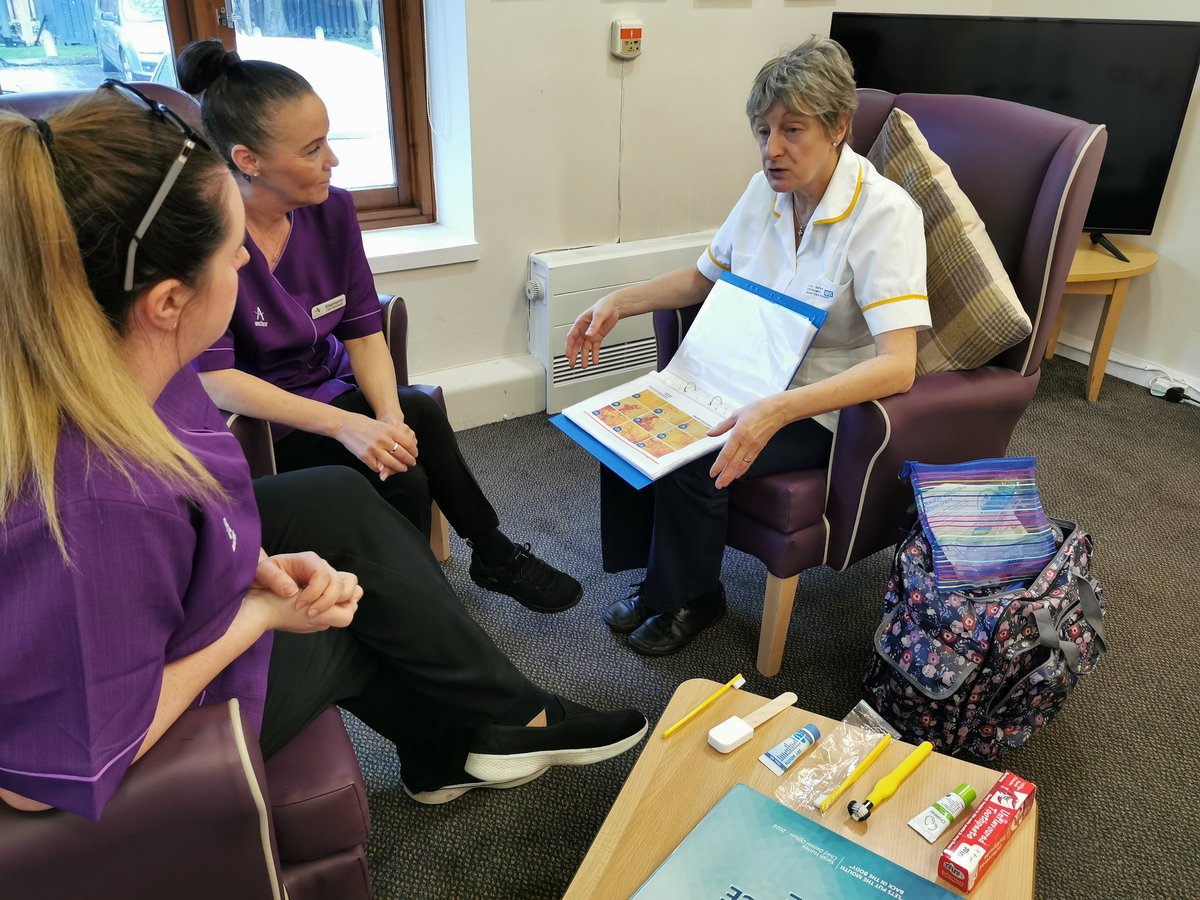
xmin=771 ymin=195 xmax=782 ymax=219
xmin=813 ymin=161 xmax=863 ymax=226
xmin=860 ymin=293 xmax=928 ymax=313
xmin=706 ymin=245 xmax=731 ymax=272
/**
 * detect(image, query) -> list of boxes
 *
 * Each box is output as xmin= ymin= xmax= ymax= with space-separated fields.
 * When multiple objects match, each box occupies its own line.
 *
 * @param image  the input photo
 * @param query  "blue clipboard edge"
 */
xmin=718 ymin=270 xmax=829 ymax=329
xmin=550 ymin=413 xmax=653 ymax=490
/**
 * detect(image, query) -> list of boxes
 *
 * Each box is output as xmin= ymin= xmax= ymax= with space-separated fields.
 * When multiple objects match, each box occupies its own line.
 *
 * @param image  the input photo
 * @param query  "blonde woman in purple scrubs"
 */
xmin=0 ymin=87 xmax=646 ymax=821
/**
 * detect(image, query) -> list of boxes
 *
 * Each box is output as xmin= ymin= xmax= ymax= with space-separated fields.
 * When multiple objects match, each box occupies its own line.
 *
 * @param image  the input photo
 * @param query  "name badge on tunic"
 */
xmin=311 ymin=294 xmax=347 ymax=319
xmin=802 ymin=281 xmax=836 ymax=302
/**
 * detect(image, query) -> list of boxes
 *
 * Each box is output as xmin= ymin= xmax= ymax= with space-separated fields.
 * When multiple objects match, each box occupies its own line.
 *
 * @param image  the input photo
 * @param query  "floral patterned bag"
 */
xmin=863 ymin=518 xmax=1107 ymax=759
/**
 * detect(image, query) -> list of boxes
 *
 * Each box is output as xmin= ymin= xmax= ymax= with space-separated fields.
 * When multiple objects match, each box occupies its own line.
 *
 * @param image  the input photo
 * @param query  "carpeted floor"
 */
xmin=345 ymin=356 xmax=1200 ymax=899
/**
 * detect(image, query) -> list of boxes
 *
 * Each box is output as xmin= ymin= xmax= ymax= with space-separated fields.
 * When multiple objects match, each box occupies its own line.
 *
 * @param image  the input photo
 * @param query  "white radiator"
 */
xmin=527 ymin=232 xmax=714 ymax=413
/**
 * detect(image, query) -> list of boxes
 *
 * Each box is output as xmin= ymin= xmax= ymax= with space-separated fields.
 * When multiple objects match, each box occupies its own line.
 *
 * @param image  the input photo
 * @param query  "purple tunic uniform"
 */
xmin=197 ymin=187 xmax=383 ymax=440
xmin=0 ymin=369 xmax=269 ymax=819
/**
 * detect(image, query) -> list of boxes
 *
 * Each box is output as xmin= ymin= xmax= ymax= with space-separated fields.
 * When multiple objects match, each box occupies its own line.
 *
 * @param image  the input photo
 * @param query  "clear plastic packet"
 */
xmin=774 ymin=700 xmax=900 ymax=814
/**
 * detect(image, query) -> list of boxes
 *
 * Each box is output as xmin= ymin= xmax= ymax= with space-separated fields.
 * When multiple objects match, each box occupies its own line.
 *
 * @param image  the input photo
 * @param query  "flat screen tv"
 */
xmin=830 ymin=14 xmax=1200 ymax=242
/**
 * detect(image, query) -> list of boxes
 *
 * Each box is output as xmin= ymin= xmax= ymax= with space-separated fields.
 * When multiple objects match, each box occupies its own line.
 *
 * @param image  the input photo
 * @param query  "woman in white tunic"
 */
xmin=566 ymin=37 xmax=931 ymax=656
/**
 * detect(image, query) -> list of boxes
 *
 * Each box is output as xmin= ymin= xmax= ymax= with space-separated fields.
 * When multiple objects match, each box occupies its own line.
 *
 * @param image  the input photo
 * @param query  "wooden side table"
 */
xmin=565 ymin=679 xmax=1037 ymax=899
xmin=1044 ymin=236 xmax=1157 ymax=401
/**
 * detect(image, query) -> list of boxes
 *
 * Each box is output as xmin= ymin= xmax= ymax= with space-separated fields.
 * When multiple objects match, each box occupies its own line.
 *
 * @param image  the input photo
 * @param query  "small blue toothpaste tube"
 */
xmin=758 ymin=724 xmax=821 ymax=776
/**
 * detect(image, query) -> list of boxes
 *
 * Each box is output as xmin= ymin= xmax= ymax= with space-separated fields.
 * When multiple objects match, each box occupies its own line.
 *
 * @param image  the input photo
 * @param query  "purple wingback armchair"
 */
xmin=0 ymin=84 xmax=372 ymax=899
xmin=654 ymin=90 xmax=1106 ymax=676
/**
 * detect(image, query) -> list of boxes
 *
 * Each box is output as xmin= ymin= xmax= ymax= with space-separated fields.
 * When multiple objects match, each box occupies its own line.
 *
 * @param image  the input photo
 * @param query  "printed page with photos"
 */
xmin=553 ymin=272 xmax=827 ymax=489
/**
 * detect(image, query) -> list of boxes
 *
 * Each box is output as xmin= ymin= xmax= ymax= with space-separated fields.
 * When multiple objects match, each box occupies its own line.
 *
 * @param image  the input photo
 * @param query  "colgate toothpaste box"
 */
xmin=938 ymin=771 xmax=1036 ymax=893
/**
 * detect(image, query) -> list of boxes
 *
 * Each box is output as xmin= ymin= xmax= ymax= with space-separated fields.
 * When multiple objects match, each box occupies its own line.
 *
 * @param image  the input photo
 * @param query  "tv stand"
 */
xmin=1089 ymin=231 xmax=1131 ymax=263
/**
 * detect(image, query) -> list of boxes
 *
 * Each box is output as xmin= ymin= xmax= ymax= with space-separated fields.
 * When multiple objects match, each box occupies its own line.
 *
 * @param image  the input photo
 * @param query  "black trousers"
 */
xmin=600 ymin=418 xmax=834 ymax=615
xmin=272 ymin=387 xmax=499 ymax=541
xmin=254 ymin=467 xmax=540 ymax=791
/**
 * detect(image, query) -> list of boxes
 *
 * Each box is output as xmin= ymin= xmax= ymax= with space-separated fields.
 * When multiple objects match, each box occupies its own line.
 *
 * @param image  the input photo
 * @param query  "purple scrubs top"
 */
xmin=197 ymin=187 xmax=383 ymax=440
xmin=0 ymin=368 xmax=269 ymax=820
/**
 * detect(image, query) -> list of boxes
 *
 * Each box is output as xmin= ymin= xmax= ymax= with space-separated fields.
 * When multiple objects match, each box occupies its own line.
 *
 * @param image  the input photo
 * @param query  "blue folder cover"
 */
xmin=550 ymin=413 xmax=652 ymax=490
xmin=633 ymin=784 xmax=957 ymax=899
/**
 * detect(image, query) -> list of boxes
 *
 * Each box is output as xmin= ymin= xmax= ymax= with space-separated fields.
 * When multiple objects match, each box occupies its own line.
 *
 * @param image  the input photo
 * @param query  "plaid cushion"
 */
xmin=867 ymin=109 xmax=1031 ymax=375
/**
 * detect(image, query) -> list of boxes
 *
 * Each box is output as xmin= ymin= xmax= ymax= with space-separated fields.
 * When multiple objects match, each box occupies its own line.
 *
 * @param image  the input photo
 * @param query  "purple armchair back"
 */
xmin=0 ymin=84 xmax=371 ymax=899
xmin=654 ymin=90 xmax=1105 ymax=676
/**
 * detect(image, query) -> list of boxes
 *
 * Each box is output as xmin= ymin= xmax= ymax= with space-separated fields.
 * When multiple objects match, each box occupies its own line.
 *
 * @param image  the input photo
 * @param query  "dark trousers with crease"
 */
xmin=255 ymin=466 xmax=539 ymax=791
xmin=273 ymin=386 xmax=500 ymax=541
xmin=600 ymin=418 xmax=833 ymax=616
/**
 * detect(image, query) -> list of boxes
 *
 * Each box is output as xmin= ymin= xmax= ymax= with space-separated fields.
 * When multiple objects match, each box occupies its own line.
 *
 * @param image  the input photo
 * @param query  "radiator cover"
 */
xmin=527 ymin=232 xmax=714 ymax=413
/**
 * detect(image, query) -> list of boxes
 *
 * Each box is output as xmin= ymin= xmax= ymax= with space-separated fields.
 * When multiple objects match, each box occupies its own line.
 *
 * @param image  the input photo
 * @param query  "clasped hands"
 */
xmin=247 ymin=550 xmax=363 ymax=633
xmin=336 ymin=409 xmax=418 ymax=481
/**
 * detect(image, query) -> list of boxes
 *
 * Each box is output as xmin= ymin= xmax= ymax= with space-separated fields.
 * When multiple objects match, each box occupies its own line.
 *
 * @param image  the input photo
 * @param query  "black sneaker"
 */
xmin=463 ymin=697 xmax=648 ymax=783
xmin=402 ymin=767 xmax=550 ymax=805
xmin=468 ymin=542 xmax=583 ymax=613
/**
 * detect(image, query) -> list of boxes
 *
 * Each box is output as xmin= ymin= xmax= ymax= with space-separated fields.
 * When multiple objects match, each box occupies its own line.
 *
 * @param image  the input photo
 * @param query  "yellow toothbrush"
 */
xmin=848 ymin=741 xmax=933 ymax=821
xmin=662 ymin=674 xmax=746 ymax=738
xmin=817 ymin=734 xmax=892 ymax=813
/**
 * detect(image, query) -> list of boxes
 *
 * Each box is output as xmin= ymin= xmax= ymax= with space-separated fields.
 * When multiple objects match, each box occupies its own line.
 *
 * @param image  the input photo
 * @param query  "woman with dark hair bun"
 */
xmin=0 ymin=85 xmax=646 ymax=822
xmin=176 ymin=40 xmax=582 ymax=616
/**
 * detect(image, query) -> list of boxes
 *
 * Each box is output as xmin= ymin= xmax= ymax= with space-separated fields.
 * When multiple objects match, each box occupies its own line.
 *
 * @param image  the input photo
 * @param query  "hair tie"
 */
xmin=221 ymin=50 xmax=242 ymax=72
xmin=32 ymin=117 xmax=53 ymax=148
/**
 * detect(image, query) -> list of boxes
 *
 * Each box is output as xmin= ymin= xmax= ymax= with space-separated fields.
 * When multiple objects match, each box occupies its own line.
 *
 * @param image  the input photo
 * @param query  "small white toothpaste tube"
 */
xmin=908 ymin=783 xmax=977 ymax=843
xmin=758 ymin=724 xmax=820 ymax=776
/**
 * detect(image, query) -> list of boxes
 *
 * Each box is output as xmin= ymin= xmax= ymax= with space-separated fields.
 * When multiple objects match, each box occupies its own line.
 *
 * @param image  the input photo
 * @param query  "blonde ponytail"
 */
xmin=0 ymin=103 xmax=222 ymax=556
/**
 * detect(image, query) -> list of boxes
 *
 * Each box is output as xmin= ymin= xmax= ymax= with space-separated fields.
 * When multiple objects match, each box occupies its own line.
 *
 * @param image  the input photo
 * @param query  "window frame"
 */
xmin=170 ymin=0 xmax=434 ymax=230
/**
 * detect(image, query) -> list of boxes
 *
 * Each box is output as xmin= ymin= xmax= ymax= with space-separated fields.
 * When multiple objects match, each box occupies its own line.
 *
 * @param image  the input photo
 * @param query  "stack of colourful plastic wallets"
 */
xmin=901 ymin=457 xmax=1058 ymax=592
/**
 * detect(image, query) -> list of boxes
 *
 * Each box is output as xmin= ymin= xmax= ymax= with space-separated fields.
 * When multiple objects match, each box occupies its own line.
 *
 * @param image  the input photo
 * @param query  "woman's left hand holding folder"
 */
xmin=707 ymin=395 xmax=787 ymax=489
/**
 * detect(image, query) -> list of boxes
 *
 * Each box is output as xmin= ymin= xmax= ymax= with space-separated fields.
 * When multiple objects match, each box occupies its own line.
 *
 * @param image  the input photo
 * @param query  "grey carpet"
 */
xmin=344 ymin=356 xmax=1200 ymax=899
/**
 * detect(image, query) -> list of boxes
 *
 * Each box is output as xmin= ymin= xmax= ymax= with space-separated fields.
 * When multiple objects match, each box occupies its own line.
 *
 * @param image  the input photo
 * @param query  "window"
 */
xmin=0 ymin=0 xmax=433 ymax=228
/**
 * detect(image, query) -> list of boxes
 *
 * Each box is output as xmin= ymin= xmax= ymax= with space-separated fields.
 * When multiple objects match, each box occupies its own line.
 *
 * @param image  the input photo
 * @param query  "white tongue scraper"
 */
xmin=707 ymin=691 xmax=799 ymax=753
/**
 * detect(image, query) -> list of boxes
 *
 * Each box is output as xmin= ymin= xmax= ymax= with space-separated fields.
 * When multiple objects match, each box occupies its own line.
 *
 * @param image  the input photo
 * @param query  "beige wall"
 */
xmin=381 ymin=0 xmax=1200 ymax=398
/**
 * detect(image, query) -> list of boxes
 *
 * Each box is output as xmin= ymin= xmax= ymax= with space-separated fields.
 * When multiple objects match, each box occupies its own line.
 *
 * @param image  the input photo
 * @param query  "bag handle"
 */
xmin=1078 ymin=574 xmax=1106 ymax=647
xmin=1032 ymin=570 xmax=1106 ymax=675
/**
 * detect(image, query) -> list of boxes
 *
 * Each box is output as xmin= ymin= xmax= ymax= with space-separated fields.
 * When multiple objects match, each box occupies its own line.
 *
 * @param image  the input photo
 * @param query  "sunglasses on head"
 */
xmin=101 ymin=79 xmax=212 ymax=292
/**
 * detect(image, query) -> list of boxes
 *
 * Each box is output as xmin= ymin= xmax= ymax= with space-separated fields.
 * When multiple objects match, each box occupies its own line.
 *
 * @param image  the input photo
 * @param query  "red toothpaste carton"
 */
xmin=938 ymin=771 xmax=1036 ymax=893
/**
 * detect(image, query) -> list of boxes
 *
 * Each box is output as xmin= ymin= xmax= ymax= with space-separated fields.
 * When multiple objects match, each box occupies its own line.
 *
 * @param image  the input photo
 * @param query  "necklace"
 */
xmin=247 ymin=218 xmax=291 ymax=268
xmin=793 ymin=203 xmax=810 ymax=245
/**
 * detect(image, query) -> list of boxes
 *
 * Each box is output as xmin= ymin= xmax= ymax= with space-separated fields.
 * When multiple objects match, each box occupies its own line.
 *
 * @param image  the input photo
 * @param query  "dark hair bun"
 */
xmin=177 ymin=39 xmax=239 ymax=95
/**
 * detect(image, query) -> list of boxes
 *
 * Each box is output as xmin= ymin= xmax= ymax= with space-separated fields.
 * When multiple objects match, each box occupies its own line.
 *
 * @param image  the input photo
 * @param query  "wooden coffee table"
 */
xmin=564 ymin=679 xmax=1037 ymax=899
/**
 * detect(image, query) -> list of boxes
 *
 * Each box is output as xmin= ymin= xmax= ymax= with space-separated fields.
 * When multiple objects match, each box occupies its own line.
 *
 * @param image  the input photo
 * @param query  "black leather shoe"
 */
xmin=603 ymin=588 xmax=649 ymax=634
xmin=627 ymin=585 xmax=727 ymax=657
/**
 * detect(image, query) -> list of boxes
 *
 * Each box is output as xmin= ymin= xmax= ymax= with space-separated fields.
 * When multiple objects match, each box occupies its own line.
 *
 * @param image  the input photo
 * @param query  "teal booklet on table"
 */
xmin=550 ymin=272 xmax=826 ymax=490
xmin=634 ymin=784 xmax=956 ymax=899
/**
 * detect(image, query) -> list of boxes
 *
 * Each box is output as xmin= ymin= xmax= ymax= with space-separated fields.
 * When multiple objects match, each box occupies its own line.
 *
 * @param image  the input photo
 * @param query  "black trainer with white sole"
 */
xmin=403 ymin=766 xmax=550 ymax=805
xmin=463 ymin=698 xmax=648 ymax=783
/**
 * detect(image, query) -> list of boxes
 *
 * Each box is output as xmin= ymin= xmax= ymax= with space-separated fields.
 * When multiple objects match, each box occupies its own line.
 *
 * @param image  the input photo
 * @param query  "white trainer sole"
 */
xmin=462 ymin=721 xmax=649 ymax=782
xmin=403 ymin=766 xmax=550 ymax=805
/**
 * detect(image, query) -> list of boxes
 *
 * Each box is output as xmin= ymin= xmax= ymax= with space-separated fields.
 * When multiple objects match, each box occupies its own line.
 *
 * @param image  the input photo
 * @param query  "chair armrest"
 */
xmin=652 ymin=304 xmax=703 ymax=370
xmin=380 ymin=293 xmax=409 ymax=386
xmin=408 ymin=382 xmax=447 ymax=412
xmin=0 ymin=701 xmax=286 ymax=900
xmin=825 ymin=367 xmax=1040 ymax=570
xmin=382 ymin=294 xmax=449 ymax=415
xmin=225 ymin=411 xmax=277 ymax=478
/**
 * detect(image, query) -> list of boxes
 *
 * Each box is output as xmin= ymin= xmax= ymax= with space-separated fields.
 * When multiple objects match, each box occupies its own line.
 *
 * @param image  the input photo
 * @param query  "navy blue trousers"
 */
xmin=600 ymin=418 xmax=833 ymax=615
